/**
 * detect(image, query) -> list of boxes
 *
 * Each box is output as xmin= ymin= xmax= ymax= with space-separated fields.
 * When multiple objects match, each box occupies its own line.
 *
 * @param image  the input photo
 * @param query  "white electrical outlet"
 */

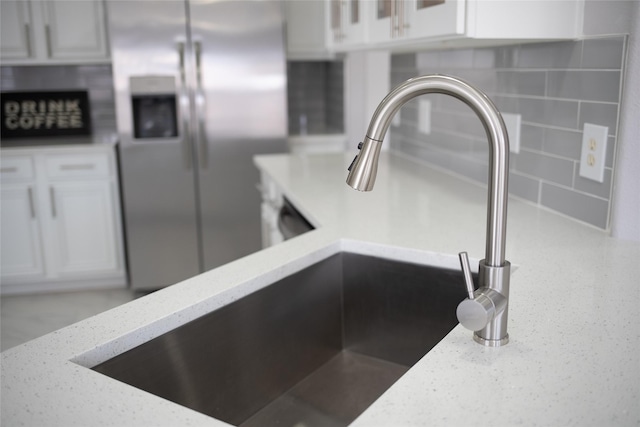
xmin=501 ymin=113 xmax=521 ymax=154
xmin=579 ymin=123 xmax=608 ymax=183
xmin=391 ymin=109 xmax=401 ymax=127
xmin=418 ymin=99 xmax=431 ymax=134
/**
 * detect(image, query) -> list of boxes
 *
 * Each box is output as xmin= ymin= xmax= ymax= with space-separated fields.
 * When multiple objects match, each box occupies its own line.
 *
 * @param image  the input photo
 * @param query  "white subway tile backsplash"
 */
xmin=390 ymin=36 xmax=626 ymax=229
xmin=543 ymin=128 xmax=583 ymax=160
xmin=515 ymin=41 xmax=582 ymax=69
xmin=520 ymin=124 xmax=545 ymax=151
xmin=575 ymin=168 xmax=613 ymax=199
xmin=287 ymin=61 xmax=344 ymax=135
xmin=579 ymin=102 xmax=619 ymax=135
xmin=541 ymin=182 xmax=609 ymax=228
xmin=509 ymin=172 xmax=540 ymax=203
xmin=581 ymin=37 xmax=626 ymax=69
xmin=547 ymin=70 xmax=621 ymax=103
xmin=513 ymin=150 xmax=575 ymax=187
xmin=495 ymin=71 xmax=546 ymax=96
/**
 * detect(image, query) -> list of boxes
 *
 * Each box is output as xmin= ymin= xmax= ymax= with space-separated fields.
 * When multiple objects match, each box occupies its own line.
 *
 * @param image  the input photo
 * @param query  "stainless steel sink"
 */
xmin=92 ymin=252 xmax=468 ymax=426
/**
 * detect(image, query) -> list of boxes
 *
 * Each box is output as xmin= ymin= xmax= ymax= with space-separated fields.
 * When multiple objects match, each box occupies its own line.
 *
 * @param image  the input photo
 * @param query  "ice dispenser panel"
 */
xmin=130 ymin=76 xmax=178 ymax=139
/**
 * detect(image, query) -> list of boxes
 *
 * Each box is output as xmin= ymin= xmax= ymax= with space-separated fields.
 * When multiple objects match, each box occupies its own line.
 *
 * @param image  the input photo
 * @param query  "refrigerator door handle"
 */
xmin=177 ymin=41 xmax=193 ymax=171
xmin=194 ymin=41 xmax=209 ymax=170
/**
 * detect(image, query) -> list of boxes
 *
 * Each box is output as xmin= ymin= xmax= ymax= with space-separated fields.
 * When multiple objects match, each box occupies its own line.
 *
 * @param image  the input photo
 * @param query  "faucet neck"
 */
xmin=352 ymin=75 xmax=510 ymax=266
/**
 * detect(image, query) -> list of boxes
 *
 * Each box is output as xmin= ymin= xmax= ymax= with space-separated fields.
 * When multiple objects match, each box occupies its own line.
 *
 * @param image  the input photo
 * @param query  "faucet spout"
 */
xmin=346 ymin=74 xmax=512 ymax=346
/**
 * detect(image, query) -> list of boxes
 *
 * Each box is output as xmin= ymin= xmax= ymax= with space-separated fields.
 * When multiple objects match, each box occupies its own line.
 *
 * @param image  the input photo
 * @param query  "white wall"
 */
xmin=611 ymin=2 xmax=640 ymax=241
xmin=344 ymin=51 xmax=390 ymax=150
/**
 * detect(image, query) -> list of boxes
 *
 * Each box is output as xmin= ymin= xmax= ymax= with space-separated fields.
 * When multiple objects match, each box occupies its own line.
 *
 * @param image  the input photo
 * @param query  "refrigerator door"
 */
xmin=190 ymin=0 xmax=288 ymax=270
xmin=108 ymin=1 xmax=200 ymax=289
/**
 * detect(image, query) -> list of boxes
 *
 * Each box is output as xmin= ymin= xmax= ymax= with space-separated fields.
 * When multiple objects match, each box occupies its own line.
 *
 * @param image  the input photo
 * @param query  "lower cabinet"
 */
xmin=48 ymin=180 xmax=120 ymax=276
xmin=0 ymin=145 xmax=126 ymax=294
xmin=0 ymin=183 xmax=45 ymax=281
xmin=259 ymin=172 xmax=284 ymax=248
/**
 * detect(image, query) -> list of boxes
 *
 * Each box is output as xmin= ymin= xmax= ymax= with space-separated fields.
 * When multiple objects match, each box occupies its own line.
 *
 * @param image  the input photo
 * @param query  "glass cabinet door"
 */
xmin=377 ymin=0 xmax=393 ymax=19
xmin=410 ymin=0 xmax=465 ymax=40
xmin=331 ymin=0 xmax=366 ymax=46
xmin=331 ymin=0 xmax=342 ymax=42
xmin=369 ymin=0 xmax=395 ymax=43
xmin=416 ymin=0 xmax=445 ymax=10
xmin=350 ymin=0 xmax=360 ymax=24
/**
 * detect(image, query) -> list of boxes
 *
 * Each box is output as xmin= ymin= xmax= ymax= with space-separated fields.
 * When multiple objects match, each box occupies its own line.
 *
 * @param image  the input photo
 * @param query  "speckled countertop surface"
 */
xmin=2 ymin=152 xmax=639 ymax=426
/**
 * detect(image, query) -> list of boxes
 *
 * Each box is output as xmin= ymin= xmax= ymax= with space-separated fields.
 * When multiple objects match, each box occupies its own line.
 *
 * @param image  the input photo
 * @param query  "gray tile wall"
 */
xmin=287 ymin=60 xmax=344 ymax=135
xmin=1 ymin=65 xmax=117 ymax=137
xmin=390 ymin=36 xmax=626 ymax=229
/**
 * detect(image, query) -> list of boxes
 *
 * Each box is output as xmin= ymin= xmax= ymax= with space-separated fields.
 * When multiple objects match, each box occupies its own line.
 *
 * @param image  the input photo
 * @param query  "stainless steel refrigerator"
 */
xmin=107 ymin=0 xmax=288 ymax=290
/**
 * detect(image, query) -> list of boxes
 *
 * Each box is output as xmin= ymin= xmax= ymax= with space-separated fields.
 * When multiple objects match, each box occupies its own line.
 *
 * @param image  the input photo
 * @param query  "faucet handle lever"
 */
xmin=458 ymin=252 xmax=475 ymax=300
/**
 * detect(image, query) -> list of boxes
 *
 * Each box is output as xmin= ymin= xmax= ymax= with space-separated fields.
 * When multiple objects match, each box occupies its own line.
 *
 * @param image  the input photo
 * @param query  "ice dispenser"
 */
xmin=130 ymin=76 xmax=178 ymax=139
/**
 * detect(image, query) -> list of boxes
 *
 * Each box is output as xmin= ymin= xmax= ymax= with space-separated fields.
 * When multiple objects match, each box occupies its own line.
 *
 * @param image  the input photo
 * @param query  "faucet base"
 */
xmin=473 ymin=333 xmax=509 ymax=347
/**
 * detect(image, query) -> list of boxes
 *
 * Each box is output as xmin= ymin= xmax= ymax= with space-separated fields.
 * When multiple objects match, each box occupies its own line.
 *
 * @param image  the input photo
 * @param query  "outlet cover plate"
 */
xmin=579 ymin=123 xmax=608 ymax=183
xmin=418 ymin=99 xmax=431 ymax=134
xmin=501 ymin=112 xmax=521 ymax=154
xmin=391 ymin=109 xmax=401 ymax=127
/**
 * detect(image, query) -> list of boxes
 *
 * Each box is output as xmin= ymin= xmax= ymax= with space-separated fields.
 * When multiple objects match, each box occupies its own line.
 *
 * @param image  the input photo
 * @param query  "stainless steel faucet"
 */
xmin=346 ymin=74 xmax=511 ymax=347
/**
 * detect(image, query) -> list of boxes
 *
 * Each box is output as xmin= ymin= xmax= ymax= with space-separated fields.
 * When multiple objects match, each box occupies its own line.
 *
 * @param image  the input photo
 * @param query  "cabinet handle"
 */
xmin=45 ymin=24 xmax=52 ymax=57
xmin=396 ymin=0 xmax=403 ymax=36
xmin=60 ymin=164 xmax=95 ymax=171
xmin=28 ymin=187 xmax=35 ymax=219
xmin=0 ymin=167 xmax=17 ymax=173
xmin=398 ymin=0 xmax=405 ymax=36
xmin=390 ymin=0 xmax=396 ymax=38
xmin=402 ymin=0 xmax=410 ymax=33
xmin=24 ymin=23 xmax=32 ymax=57
xmin=340 ymin=0 xmax=346 ymax=42
xmin=50 ymin=187 xmax=56 ymax=218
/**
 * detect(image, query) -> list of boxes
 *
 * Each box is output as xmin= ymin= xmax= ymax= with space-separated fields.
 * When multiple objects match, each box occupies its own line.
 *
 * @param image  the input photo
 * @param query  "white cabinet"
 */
xmin=0 ymin=0 xmax=109 ymax=64
xmin=369 ymin=0 xmax=464 ymax=44
xmin=285 ymin=0 xmax=333 ymax=59
xmin=0 ymin=157 xmax=45 ymax=281
xmin=329 ymin=0 xmax=367 ymax=49
xmin=0 ymin=0 xmax=32 ymax=60
xmin=49 ymin=181 xmax=119 ymax=277
xmin=328 ymin=0 xmax=583 ymax=51
xmin=0 ymin=146 xmax=126 ymax=294
xmin=259 ymin=172 xmax=285 ymax=248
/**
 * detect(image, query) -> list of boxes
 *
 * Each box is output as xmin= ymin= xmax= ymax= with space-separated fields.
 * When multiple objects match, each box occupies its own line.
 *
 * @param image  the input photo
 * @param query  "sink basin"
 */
xmin=92 ymin=252 xmax=468 ymax=426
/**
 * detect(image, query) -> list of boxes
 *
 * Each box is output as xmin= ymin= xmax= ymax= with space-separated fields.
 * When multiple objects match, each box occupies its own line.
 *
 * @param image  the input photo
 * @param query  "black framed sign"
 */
xmin=1 ymin=90 xmax=92 ymax=139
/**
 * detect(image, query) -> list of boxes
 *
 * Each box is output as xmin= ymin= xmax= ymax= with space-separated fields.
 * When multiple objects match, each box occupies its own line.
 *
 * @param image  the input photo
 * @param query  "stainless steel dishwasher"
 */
xmin=277 ymin=198 xmax=314 ymax=240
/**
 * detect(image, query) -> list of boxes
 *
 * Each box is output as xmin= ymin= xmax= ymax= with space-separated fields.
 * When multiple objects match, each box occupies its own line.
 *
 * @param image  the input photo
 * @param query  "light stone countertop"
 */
xmin=1 ymin=151 xmax=639 ymax=426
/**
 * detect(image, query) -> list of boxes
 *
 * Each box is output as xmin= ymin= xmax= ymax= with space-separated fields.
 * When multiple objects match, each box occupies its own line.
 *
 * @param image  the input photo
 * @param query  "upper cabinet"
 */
xmin=0 ymin=0 xmax=109 ymax=64
xmin=284 ymin=0 xmax=367 ymax=59
xmin=370 ymin=0 xmax=464 ymax=44
xmin=323 ymin=0 xmax=583 ymax=52
xmin=285 ymin=0 xmax=333 ymax=60
xmin=329 ymin=0 xmax=367 ymax=48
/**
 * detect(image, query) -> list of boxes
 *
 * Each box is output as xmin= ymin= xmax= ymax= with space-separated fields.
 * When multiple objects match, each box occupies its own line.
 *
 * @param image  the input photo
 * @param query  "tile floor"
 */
xmin=1 ymin=288 xmax=136 ymax=352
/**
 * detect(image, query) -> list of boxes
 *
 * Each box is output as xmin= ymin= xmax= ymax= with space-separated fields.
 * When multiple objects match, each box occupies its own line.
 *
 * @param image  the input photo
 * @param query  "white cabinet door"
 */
xmin=48 ymin=181 xmax=119 ymax=276
xmin=408 ymin=0 xmax=465 ymax=40
xmin=1 ymin=0 xmax=109 ymax=63
xmin=0 ymin=0 xmax=32 ymax=59
xmin=0 ymin=184 xmax=44 ymax=280
xmin=41 ymin=0 xmax=109 ymax=60
xmin=369 ymin=0 xmax=464 ymax=44
xmin=285 ymin=0 xmax=331 ymax=59
xmin=368 ymin=0 xmax=400 ymax=44
xmin=331 ymin=0 xmax=367 ymax=47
